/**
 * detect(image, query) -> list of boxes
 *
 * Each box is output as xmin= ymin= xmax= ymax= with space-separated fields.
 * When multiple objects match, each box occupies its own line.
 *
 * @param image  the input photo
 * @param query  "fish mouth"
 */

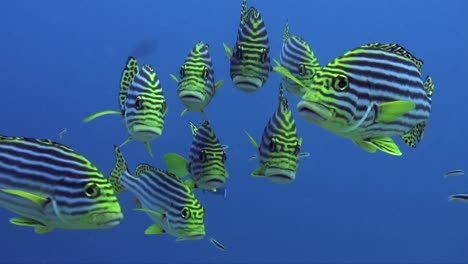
xmin=197 ymin=176 xmax=226 ymax=190
xmin=129 ymin=125 xmax=163 ymax=141
xmin=178 ymin=90 xmax=206 ymax=108
xmin=264 ymin=167 xmax=296 ymax=184
xmin=91 ymin=211 xmax=124 ymax=228
xmin=178 ymin=229 xmax=206 ymax=241
xmin=297 ymin=100 xmax=333 ymax=124
xmin=232 ymin=76 xmax=263 ymax=92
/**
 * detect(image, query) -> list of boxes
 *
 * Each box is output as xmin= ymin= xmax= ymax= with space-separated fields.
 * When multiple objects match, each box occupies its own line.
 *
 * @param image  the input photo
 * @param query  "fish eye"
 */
xmin=333 ymin=74 xmax=349 ymax=91
xmin=181 ymin=207 xmax=191 ymax=219
xmin=299 ymin=65 xmax=306 ymax=76
xmin=221 ymin=151 xmax=227 ymax=162
xmin=84 ymin=183 xmax=100 ymax=198
xmin=294 ymin=140 xmax=301 ymax=155
xmin=260 ymin=48 xmax=267 ymax=63
xmin=180 ymin=65 xmax=186 ymax=78
xmin=202 ymin=66 xmax=209 ymax=80
xmin=135 ymin=96 xmax=144 ymax=110
xmin=269 ymin=138 xmax=278 ymax=152
xmin=236 ymin=45 xmax=243 ymax=59
xmin=199 ymin=150 xmax=207 ymax=162
xmin=161 ymin=100 xmax=167 ymax=113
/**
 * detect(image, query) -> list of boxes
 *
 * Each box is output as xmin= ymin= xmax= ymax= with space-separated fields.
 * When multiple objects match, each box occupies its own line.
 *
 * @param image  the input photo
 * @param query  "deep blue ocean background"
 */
xmin=1 ymin=0 xmax=467 ymax=263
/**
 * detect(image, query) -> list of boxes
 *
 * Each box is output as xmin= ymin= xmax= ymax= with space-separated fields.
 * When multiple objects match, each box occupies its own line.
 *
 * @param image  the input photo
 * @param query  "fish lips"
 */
xmin=129 ymin=125 xmax=163 ymax=141
xmin=264 ymin=167 xmax=296 ymax=184
xmin=178 ymin=229 xmax=206 ymax=241
xmin=232 ymin=76 xmax=264 ymax=92
xmin=297 ymin=100 xmax=333 ymax=124
xmin=91 ymin=211 xmax=124 ymax=228
xmin=197 ymin=176 xmax=226 ymax=190
xmin=178 ymin=90 xmax=206 ymax=109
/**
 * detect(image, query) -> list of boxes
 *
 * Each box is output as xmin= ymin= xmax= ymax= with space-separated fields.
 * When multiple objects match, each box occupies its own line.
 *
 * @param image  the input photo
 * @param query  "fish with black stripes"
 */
xmin=279 ymin=19 xmax=320 ymax=97
xmin=84 ymin=56 xmax=168 ymax=157
xmin=244 ymin=84 xmax=309 ymax=184
xmin=170 ymin=41 xmax=224 ymax=118
xmin=223 ymin=0 xmax=271 ymax=92
xmin=109 ymin=146 xmax=206 ymax=241
xmin=274 ymin=43 xmax=434 ymax=156
xmin=0 ymin=135 xmax=123 ymax=234
xmin=164 ymin=120 xmax=229 ymax=195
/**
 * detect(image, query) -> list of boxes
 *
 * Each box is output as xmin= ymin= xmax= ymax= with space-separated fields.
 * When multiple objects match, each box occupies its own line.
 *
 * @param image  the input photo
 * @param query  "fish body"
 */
xmin=84 ymin=56 xmax=168 ymax=157
xmin=276 ymin=43 xmax=434 ymax=156
xmin=0 ymin=135 xmax=123 ymax=234
xmin=279 ymin=20 xmax=320 ymax=97
xmin=110 ymin=147 xmax=205 ymax=240
xmin=164 ymin=121 xmax=229 ymax=192
xmin=245 ymin=85 xmax=308 ymax=184
xmin=171 ymin=41 xmax=223 ymax=117
xmin=223 ymin=0 xmax=271 ymax=92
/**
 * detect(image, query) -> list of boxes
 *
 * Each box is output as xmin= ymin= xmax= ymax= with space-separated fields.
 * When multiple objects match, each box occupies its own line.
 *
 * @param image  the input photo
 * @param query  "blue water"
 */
xmin=1 ymin=0 xmax=467 ymax=263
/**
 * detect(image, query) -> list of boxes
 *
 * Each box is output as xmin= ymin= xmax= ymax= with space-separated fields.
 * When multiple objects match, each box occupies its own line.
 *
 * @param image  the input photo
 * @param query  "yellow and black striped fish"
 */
xmin=164 ymin=120 xmax=229 ymax=194
xmin=84 ymin=56 xmax=168 ymax=157
xmin=110 ymin=147 xmax=205 ymax=241
xmin=170 ymin=41 xmax=223 ymax=118
xmin=223 ymin=0 xmax=271 ymax=92
xmin=0 ymin=135 xmax=123 ymax=234
xmin=275 ymin=43 xmax=434 ymax=156
xmin=278 ymin=20 xmax=320 ymax=97
xmin=245 ymin=85 xmax=309 ymax=184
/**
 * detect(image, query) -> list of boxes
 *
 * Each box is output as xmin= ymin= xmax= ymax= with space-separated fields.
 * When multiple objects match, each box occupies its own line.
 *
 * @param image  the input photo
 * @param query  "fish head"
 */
xmin=125 ymin=95 xmax=167 ymax=142
xmin=177 ymin=42 xmax=215 ymax=111
xmin=167 ymin=198 xmax=206 ymax=240
xmin=190 ymin=147 xmax=228 ymax=190
xmin=279 ymin=36 xmax=320 ymax=97
xmin=230 ymin=8 xmax=271 ymax=92
xmin=260 ymin=136 xmax=302 ymax=184
xmin=53 ymin=180 xmax=123 ymax=229
xmin=189 ymin=121 xmax=228 ymax=190
xmin=124 ymin=64 xmax=167 ymax=142
xmin=297 ymin=67 xmax=353 ymax=129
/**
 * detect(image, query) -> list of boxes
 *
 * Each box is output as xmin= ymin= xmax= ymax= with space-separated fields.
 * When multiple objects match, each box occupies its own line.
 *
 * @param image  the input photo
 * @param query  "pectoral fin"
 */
xmin=1 ymin=189 xmax=49 ymax=207
xmin=375 ymin=101 xmax=415 ymax=123
xmin=223 ymin=43 xmax=232 ymax=59
xmin=170 ymin=74 xmax=179 ymax=83
xmin=83 ymin=110 xmax=122 ymax=123
xmin=163 ymin=153 xmax=189 ymax=178
xmin=144 ymin=223 xmax=165 ymax=235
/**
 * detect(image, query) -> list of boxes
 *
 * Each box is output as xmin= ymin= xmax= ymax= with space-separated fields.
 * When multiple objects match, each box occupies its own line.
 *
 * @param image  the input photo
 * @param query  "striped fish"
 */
xmin=274 ymin=43 xmax=434 ymax=156
xmin=110 ymin=146 xmax=205 ymax=241
xmin=0 ymin=135 xmax=123 ymax=234
xmin=170 ymin=41 xmax=224 ymax=118
xmin=164 ymin=120 xmax=229 ymax=193
xmin=244 ymin=85 xmax=309 ymax=184
xmin=279 ymin=20 xmax=320 ymax=97
xmin=84 ymin=56 xmax=168 ymax=157
xmin=223 ymin=0 xmax=271 ymax=92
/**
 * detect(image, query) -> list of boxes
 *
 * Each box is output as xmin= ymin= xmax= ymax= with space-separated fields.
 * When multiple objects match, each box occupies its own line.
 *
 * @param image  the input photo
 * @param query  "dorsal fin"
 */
xmin=135 ymin=164 xmax=158 ymax=177
xmin=363 ymin=43 xmax=423 ymax=74
xmin=119 ymin=56 xmax=139 ymax=112
xmin=282 ymin=20 xmax=290 ymax=43
xmin=190 ymin=122 xmax=198 ymax=136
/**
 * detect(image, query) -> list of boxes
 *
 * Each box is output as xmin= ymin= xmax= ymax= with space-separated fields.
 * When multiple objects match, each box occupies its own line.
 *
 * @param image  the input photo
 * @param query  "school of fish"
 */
xmin=4 ymin=0 xmax=460 ymax=253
